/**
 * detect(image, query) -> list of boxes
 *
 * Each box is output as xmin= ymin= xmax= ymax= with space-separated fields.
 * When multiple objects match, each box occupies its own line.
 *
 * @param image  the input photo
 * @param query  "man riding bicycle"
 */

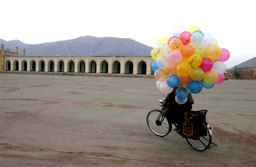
xmin=162 ymin=87 xmax=194 ymax=134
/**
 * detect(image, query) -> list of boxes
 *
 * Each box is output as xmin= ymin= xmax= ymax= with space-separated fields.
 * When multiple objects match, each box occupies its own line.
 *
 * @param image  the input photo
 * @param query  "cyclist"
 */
xmin=162 ymin=87 xmax=194 ymax=134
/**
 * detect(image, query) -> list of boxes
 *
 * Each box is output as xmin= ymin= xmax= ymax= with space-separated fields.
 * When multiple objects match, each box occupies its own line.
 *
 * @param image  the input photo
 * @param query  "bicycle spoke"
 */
xmin=198 ymin=138 xmax=207 ymax=147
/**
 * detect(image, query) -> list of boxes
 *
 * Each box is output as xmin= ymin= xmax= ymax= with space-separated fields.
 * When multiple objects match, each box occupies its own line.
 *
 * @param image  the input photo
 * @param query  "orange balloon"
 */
xmin=181 ymin=45 xmax=194 ymax=58
xmin=170 ymin=38 xmax=184 ymax=50
xmin=206 ymin=45 xmax=222 ymax=60
xmin=179 ymin=76 xmax=193 ymax=85
xmin=165 ymin=62 xmax=177 ymax=75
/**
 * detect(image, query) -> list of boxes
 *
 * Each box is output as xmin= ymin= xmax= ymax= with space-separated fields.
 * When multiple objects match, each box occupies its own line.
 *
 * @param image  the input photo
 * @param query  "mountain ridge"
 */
xmin=0 ymin=36 xmax=153 ymax=57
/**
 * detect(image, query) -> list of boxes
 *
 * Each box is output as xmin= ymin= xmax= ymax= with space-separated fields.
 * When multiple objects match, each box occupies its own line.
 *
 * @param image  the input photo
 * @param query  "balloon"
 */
xmin=168 ymin=36 xmax=178 ymax=44
xmin=170 ymin=38 xmax=184 ymax=50
xmin=218 ymin=48 xmax=230 ymax=62
xmin=159 ymin=80 xmax=173 ymax=94
xmin=202 ymin=80 xmax=215 ymax=89
xmin=204 ymin=71 xmax=218 ymax=84
xmin=176 ymin=87 xmax=188 ymax=100
xmin=175 ymin=96 xmax=188 ymax=105
xmin=167 ymin=75 xmax=180 ymax=88
xmin=156 ymin=81 xmax=161 ymax=89
xmin=157 ymin=37 xmax=168 ymax=45
xmin=151 ymin=61 xmax=159 ymax=72
xmin=194 ymin=46 xmax=207 ymax=58
xmin=211 ymin=61 xmax=227 ymax=74
xmin=189 ymin=26 xmax=201 ymax=34
xmin=216 ymin=73 xmax=225 ymax=84
xmin=168 ymin=50 xmax=182 ymax=64
xmin=190 ymin=54 xmax=202 ymax=68
xmin=190 ymin=32 xmax=204 ymax=47
xmin=200 ymin=58 xmax=213 ymax=72
xmin=179 ymin=31 xmax=191 ymax=45
xmin=190 ymin=68 xmax=204 ymax=81
xmin=181 ymin=45 xmax=194 ymax=58
xmin=202 ymin=37 xmax=218 ymax=49
xmin=192 ymin=30 xmax=204 ymax=37
xmin=187 ymin=80 xmax=203 ymax=94
xmin=165 ymin=62 xmax=177 ymax=75
xmin=154 ymin=69 xmax=166 ymax=81
xmin=177 ymin=62 xmax=191 ymax=77
xmin=156 ymin=56 xmax=167 ymax=69
xmin=179 ymin=76 xmax=193 ymax=85
xmin=158 ymin=41 xmax=169 ymax=56
xmin=151 ymin=48 xmax=161 ymax=60
xmin=206 ymin=45 xmax=222 ymax=60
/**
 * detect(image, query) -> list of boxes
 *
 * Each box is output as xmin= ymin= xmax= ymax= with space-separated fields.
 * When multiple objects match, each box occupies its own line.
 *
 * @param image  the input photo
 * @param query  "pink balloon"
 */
xmin=218 ymin=48 xmax=230 ymax=62
xmin=179 ymin=31 xmax=191 ymax=45
xmin=200 ymin=58 xmax=213 ymax=72
xmin=168 ymin=36 xmax=178 ymax=44
xmin=168 ymin=50 xmax=182 ymax=64
xmin=216 ymin=73 xmax=225 ymax=84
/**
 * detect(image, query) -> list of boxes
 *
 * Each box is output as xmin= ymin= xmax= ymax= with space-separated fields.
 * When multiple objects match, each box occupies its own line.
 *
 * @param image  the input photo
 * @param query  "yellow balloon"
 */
xmin=170 ymin=38 xmax=184 ymax=51
xmin=151 ymin=48 xmax=162 ymax=60
xmin=204 ymin=71 xmax=218 ymax=84
xmin=206 ymin=45 xmax=222 ymax=60
xmin=190 ymin=68 xmax=204 ymax=81
xmin=190 ymin=54 xmax=202 ymax=68
xmin=177 ymin=62 xmax=191 ymax=77
xmin=194 ymin=46 xmax=207 ymax=58
xmin=157 ymin=37 xmax=168 ymax=45
xmin=189 ymin=26 xmax=201 ymax=34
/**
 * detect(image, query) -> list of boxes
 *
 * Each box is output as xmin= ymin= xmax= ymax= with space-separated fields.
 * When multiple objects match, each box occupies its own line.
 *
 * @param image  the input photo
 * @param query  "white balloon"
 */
xmin=212 ymin=61 xmax=227 ymax=74
xmin=156 ymin=56 xmax=167 ymax=69
xmin=159 ymin=80 xmax=173 ymax=94
xmin=158 ymin=42 xmax=169 ymax=56
xmin=173 ymin=25 xmax=186 ymax=36
xmin=190 ymin=32 xmax=204 ymax=47
xmin=175 ymin=96 xmax=188 ymax=105
xmin=202 ymin=37 xmax=218 ymax=49
xmin=156 ymin=81 xmax=161 ymax=89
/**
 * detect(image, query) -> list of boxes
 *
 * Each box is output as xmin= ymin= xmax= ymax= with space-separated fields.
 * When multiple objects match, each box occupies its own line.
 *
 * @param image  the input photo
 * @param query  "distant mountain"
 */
xmin=0 ymin=36 xmax=153 ymax=56
xmin=229 ymin=57 xmax=256 ymax=70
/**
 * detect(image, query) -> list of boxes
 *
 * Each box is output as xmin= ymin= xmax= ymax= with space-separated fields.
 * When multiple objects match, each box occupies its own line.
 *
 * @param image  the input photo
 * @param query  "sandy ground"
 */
xmin=0 ymin=73 xmax=256 ymax=167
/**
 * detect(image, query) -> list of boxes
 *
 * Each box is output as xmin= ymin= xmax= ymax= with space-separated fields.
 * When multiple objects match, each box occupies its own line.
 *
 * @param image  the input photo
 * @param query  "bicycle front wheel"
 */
xmin=146 ymin=109 xmax=171 ymax=137
xmin=185 ymin=120 xmax=212 ymax=151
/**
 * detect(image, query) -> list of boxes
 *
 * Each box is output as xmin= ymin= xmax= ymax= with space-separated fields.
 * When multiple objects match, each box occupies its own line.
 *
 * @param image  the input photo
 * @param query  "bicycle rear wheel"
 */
xmin=146 ymin=109 xmax=171 ymax=137
xmin=185 ymin=120 xmax=212 ymax=151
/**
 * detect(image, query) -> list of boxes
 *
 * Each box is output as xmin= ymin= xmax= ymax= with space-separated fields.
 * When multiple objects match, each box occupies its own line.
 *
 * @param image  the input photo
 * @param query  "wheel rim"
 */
xmin=147 ymin=110 xmax=170 ymax=137
xmin=186 ymin=121 xmax=212 ymax=151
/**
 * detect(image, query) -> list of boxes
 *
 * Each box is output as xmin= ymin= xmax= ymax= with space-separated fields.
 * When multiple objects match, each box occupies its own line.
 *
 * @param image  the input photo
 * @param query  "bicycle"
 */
xmin=146 ymin=98 xmax=217 ymax=152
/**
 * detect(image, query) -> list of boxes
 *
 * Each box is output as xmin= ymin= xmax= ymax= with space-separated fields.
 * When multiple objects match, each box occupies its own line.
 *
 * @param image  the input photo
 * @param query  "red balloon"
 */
xmin=200 ymin=58 xmax=213 ymax=72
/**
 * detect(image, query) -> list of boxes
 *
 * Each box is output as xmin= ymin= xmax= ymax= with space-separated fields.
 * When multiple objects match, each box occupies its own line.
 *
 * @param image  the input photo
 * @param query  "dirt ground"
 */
xmin=0 ymin=73 xmax=255 ymax=167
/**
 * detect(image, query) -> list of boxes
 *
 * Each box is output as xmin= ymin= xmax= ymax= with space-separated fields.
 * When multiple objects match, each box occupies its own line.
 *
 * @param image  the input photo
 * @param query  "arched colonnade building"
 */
xmin=4 ymin=56 xmax=154 ymax=75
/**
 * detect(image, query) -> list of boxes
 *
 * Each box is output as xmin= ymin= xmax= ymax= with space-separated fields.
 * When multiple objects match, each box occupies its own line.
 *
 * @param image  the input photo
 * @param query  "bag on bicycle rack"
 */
xmin=183 ymin=110 xmax=208 ymax=140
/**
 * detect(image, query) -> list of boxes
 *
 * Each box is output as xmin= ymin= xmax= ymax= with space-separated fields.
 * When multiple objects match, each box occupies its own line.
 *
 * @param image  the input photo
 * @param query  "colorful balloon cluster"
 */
xmin=151 ymin=26 xmax=230 ymax=104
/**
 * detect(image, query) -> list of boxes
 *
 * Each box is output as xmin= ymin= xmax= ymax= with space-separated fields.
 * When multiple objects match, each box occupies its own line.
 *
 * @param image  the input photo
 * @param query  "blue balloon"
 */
xmin=175 ymin=87 xmax=188 ymax=100
xmin=151 ymin=61 xmax=159 ymax=72
xmin=192 ymin=30 xmax=205 ymax=37
xmin=202 ymin=80 xmax=215 ymax=89
xmin=187 ymin=80 xmax=203 ymax=94
xmin=167 ymin=75 xmax=180 ymax=88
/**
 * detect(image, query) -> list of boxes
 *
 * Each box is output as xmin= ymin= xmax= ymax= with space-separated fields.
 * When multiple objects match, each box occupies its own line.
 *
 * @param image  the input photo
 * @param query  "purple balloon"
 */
xmin=216 ymin=73 xmax=225 ymax=84
xmin=218 ymin=48 xmax=230 ymax=62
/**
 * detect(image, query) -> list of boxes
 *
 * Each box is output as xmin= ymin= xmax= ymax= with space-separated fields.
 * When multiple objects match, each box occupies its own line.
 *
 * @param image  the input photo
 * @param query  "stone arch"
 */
xmin=89 ymin=60 xmax=96 ymax=73
xmin=39 ymin=60 xmax=45 ymax=72
xmin=68 ymin=60 xmax=75 ymax=72
xmin=5 ymin=60 xmax=11 ymax=71
xmin=137 ymin=60 xmax=146 ymax=75
xmin=48 ymin=60 xmax=55 ymax=72
xmin=125 ymin=60 xmax=133 ymax=74
xmin=21 ymin=60 xmax=27 ymax=71
xmin=30 ymin=60 xmax=36 ymax=71
xmin=100 ymin=60 xmax=108 ymax=73
xmin=13 ymin=60 xmax=19 ymax=71
xmin=112 ymin=60 xmax=120 ymax=74
xmin=78 ymin=60 xmax=86 ymax=73
xmin=57 ymin=60 xmax=64 ymax=72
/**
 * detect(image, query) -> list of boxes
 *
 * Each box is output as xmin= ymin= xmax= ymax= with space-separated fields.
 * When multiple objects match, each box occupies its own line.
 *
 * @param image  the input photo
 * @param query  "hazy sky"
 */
xmin=1 ymin=0 xmax=255 ymax=68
